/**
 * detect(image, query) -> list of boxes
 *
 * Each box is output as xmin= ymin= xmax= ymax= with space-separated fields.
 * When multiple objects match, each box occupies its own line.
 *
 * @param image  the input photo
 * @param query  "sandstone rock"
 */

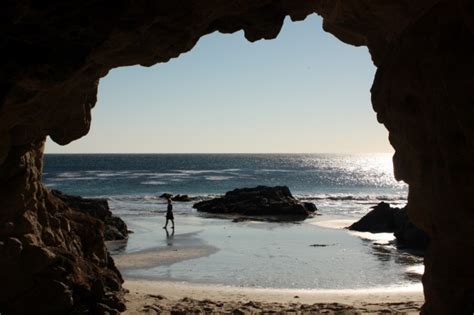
xmin=193 ymin=186 xmax=317 ymax=220
xmin=51 ymin=190 xmax=129 ymax=241
xmin=0 ymin=141 xmax=126 ymax=314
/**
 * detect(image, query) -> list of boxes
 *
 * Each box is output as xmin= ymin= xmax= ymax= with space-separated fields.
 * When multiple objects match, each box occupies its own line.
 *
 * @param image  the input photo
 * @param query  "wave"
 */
xmin=104 ymin=194 xmax=219 ymax=203
xmin=47 ymin=176 xmax=98 ymax=181
xmin=296 ymin=194 xmax=407 ymax=202
xmin=204 ymin=176 xmax=233 ymax=181
xmin=57 ymin=172 xmax=83 ymax=178
xmin=140 ymin=181 xmax=167 ymax=185
xmin=100 ymin=192 xmax=406 ymax=204
xmin=176 ymin=168 xmax=241 ymax=174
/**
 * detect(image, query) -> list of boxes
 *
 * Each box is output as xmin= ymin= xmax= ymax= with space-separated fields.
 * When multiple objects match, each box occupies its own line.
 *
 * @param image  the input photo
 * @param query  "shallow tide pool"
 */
xmin=111 ymin=208 xmax=423 ymax=291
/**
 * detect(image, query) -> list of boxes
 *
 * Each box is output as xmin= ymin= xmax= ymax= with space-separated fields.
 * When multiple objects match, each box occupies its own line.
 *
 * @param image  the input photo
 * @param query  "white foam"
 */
xmin=349 ymin=231 xmax=395 ymax=243
xmin=140 ymin=181 xmax=167 ymax=185
xmin=406 ymin=264 xmax=424 ymax=275
xmin=205 ymin=176 xmax=233 ymax=181
xmin=57 ymin=172 xmax=82 ymax=178
xmin=49 ymin=176 xmax=96 ymax=181
xmin=310 ymin=219 xmax=356 ymax=229
xmin=96 ymin=173 xmax=120 ymax=177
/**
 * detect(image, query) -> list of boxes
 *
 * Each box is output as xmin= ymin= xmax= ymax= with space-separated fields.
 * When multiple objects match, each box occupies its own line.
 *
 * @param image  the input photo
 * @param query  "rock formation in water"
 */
xmin=51 ymin=190 xmax=129 ymax=241
xmin=160 ymin=193 xmax=194 ymax=202
xmin=348 ymin=202 xmax=429 ymax=250
xmin=1 ymin=1 xmax=473 ymax=313
xmin=193 ymin=186 xmax=317 ymax=219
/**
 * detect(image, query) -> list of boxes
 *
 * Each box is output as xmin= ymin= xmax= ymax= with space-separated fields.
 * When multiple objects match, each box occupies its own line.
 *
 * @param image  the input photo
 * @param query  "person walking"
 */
xmin=163 ymin=197 xmax=175 ymax=229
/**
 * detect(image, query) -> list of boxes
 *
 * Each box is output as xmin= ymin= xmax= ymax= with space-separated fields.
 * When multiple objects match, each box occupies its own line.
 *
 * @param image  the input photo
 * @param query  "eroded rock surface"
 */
xmin=0 ymin=140 xmax=125 ymax=314
xmin=193 ymin=186 xmax=317 ymax=220
xmin=51 ymin=190 xmax=129 ymax=241
xmin=1 ymin=0 xmax=473 ymax=313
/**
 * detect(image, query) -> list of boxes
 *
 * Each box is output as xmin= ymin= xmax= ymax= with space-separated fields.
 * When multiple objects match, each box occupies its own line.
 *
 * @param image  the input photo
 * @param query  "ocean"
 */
xmin=43 ymin=153 xmax=422 ymax=290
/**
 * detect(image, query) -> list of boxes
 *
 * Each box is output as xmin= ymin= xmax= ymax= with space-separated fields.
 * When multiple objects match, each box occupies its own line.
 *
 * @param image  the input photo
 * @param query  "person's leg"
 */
xmin=171 ymin=219 xmax=175 ymax=229
xmin=163 ymin=219 xmax=168 ymax=228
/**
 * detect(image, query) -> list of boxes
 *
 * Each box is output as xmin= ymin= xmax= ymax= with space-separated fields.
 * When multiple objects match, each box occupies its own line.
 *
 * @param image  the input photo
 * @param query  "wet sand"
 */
xmin=114 ymin=244 xmax=218 ymax=269
xmin=113 ymin=216 xmax=424 ymax=313
xmin=116 ymin=243 xmax=424 ymax=314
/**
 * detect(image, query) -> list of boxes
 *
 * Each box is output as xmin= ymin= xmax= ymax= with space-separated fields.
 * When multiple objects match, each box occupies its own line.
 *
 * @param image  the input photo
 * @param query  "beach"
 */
xmin=123 ymin=279 xmax=423 ymax=314
xmin=45 ymin=154 xmax=424 ymax=313
xmin=110 ymin=215 xmax=424 ymax=314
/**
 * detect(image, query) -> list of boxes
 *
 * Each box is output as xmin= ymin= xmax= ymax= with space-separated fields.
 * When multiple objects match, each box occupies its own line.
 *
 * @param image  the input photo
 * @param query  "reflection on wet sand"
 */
xmin=367 ymin=240 xmax=424 ymax=282
xmin=165 ymin=227 xmax=175 ymax=246
xmin=113 ymin=229 xmax=219 ymax=271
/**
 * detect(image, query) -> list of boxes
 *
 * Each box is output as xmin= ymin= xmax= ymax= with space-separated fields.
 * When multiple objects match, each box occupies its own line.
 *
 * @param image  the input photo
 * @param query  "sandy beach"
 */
xmin=106 ymin=208 xmax=426 ymax=314
xmin=115 ymin=239 xmax=424 ymax=314
xmin=123 ymin=279 xmax=424 ymax=314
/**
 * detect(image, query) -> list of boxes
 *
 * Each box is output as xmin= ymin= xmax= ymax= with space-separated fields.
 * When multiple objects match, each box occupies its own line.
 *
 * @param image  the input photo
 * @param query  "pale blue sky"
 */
xmin=46 ymin=14 xmax=391 ymax=154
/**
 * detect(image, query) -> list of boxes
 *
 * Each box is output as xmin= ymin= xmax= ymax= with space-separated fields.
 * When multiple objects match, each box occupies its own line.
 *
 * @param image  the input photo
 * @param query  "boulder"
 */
xmin=193 ymin=186 xmax=317 ymax=219
xmin=159 ymin=193 xmax=173 ymax=199
xmin=172 ymin=194 xmax=193 ymax=202
xmin=51 ymin=190 xmax=129 ymax=241
xmin=348 ymin=202 xmax=429 ymax=250
xmin=348 ymin=202 xmax=402 ymax=233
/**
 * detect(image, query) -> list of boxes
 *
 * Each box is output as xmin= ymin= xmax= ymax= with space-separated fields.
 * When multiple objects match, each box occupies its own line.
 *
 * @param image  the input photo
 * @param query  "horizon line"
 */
xmin=44 ymin=152 xmax=394 ymax=155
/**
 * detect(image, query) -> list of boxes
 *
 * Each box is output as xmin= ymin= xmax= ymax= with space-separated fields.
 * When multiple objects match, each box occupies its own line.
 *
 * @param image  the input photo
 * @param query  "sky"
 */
xmin=46 ymin=14 xmax=392 ymax=154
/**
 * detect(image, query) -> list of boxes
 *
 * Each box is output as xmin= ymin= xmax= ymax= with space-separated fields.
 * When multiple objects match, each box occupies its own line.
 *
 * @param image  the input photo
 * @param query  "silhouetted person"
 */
xmin=163 ymin=197 xmax=174 ymax=229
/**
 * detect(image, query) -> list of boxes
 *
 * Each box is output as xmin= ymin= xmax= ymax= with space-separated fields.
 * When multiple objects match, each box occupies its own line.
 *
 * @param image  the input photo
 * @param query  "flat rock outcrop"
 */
xmin=193 ymin=186 xmax=317 ymax=219
xmin=348 ymin=202 xmax=429 ymax=250
xmin=51 ymin=190 xmax=129 ymax=241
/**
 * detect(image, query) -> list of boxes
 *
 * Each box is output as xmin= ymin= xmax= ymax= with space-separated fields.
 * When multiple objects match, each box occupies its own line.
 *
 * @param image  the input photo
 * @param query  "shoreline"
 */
xmin=112 ymin=217 xmax=424 ymax=313
xmin=123 ymin=279 xmax=424 ymax=314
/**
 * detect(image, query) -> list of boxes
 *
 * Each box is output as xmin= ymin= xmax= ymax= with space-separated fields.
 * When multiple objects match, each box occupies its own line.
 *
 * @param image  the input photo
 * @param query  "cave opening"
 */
xmin=42 ymin=14 xmax=418 ymax=299
xmin=3 ymin=1 xmax=473 ymax=313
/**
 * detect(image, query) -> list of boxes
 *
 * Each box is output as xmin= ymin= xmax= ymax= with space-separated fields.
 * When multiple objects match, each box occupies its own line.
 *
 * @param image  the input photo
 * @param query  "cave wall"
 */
xmin=371 ymin=1 xmax=474 ymax=313
xmin=1 ymin=0 xmax=473 ymax=313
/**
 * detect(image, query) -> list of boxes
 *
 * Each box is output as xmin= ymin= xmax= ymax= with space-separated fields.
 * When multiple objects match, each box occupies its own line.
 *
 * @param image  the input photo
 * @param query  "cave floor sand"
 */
xmin=123 ymin=280 xmax=424 ymax=314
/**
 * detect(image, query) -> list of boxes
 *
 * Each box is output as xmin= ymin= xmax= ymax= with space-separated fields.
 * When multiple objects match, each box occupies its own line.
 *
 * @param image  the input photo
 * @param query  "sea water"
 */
xmin=43 ymin=153 xmax=422 ymax=290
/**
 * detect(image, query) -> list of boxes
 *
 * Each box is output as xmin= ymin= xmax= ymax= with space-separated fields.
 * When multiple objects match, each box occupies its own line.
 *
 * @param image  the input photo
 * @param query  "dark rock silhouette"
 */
xmin=348 ymin=202 xmax=429 ymax=250
xmin=160 ymin=193 xmax=193 ymax=202
xmin=159 ymin=193 xmax=173 ymax=199
xmin=193 ymin=186 xmax=317 ymax=219
xmin=52 ymin=190 xmax=129 ymax=241
xmin=1 ymin=0 xmax=473 ymax=313
xmin=172 ymin=194 xmax=193 ymax=202
xmin=348 ymin=202 xmax=402 ymax=233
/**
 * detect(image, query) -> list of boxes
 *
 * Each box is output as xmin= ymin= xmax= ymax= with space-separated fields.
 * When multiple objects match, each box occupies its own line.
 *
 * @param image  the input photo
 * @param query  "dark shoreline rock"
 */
xmin=160 ymin=193 xmax=194 ymax=202
xmin=348 ymin=202 xmax=429 ymax=250
xmin=51 ymin=190 xmax=129 ymax=241
xmin=193 ymin=186 xmax=317 ymax=220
